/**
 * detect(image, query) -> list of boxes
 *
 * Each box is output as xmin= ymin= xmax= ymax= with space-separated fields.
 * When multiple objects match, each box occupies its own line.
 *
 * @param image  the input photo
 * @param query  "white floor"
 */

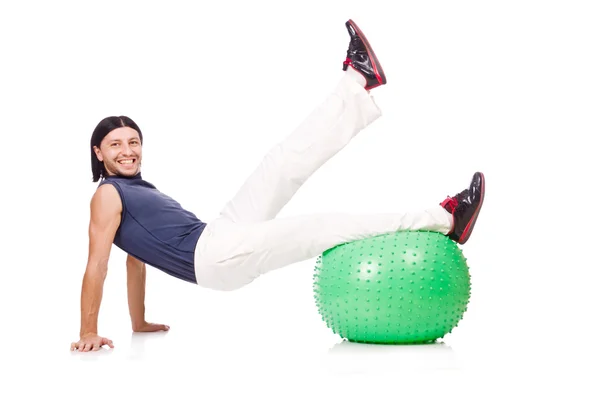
xmin=6 ymin=248 xmax=600 ymax=395
xmin=2 ymin=1 xmax=599 ymax=395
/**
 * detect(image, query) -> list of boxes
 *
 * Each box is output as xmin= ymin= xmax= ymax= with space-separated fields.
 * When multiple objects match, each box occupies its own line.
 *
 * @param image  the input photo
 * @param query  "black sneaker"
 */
xmin=342 ymin=19 xmax=387 ymax=90
xmin=440 ymin=172 xmax=485 ymax=244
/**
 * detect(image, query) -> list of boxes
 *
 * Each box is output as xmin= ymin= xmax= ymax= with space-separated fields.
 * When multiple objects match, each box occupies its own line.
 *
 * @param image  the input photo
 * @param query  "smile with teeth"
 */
xmin=118 ymin=159 xmax=136 ymax=165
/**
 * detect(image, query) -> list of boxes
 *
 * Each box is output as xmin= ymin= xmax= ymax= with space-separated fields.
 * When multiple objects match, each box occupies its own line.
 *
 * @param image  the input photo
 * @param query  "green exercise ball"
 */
xmin=313 ymin=230 xmax=471 ymax=344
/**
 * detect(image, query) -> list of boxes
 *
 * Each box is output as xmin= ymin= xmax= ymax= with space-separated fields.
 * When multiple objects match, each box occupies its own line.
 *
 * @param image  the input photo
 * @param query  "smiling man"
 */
xmin=71 ymin=19 xmax=485 ymax=352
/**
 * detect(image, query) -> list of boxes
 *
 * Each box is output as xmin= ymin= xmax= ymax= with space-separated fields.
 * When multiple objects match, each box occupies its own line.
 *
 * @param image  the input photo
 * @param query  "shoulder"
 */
xmin=91 ymin=182 xmax=123 ymax=216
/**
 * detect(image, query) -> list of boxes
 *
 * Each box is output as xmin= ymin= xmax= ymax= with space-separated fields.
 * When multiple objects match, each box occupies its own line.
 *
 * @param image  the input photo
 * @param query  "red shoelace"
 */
xmin=441 ymin=196 xmax=459 ymax=213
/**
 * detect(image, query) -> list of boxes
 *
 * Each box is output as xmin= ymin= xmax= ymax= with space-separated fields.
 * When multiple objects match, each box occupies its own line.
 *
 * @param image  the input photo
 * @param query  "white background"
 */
xmin=1 ymin=0 xmax=599 ymax=395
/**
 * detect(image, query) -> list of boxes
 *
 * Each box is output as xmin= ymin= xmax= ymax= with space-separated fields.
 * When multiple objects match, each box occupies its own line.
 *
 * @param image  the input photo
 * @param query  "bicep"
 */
xmin=126 ymin=254 xmax=145 ymax=270
xmin=87 ymin=184 xmax=123 ymax=270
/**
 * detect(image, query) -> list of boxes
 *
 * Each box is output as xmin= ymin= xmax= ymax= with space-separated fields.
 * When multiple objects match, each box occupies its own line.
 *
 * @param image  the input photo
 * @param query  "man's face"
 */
xmin=93 ymin=127 xmax=142 ymax=178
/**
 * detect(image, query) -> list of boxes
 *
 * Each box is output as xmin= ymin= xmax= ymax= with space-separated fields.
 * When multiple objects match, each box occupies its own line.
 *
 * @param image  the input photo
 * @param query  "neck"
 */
xmin=105 ymin=172 xmax=142 ymax=180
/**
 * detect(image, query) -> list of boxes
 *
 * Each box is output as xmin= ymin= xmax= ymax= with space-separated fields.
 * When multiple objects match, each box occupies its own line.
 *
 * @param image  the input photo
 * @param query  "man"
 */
xmin=71 ymin=19 xmax=485 ymax=352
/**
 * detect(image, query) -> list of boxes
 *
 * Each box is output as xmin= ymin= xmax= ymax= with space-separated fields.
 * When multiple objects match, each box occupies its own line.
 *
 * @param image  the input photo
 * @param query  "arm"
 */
xmin=126 ymin=254 xmax=170 ymax=333
xmin=71 ymin=184 xmax=121 ymax=351
xmin=126 ymin=255 xmax=146 ymax=330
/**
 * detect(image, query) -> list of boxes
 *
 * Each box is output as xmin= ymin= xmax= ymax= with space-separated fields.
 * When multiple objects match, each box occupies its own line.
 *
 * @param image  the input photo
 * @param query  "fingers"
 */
xmin=70 ymin=337 xmax=114 ymax=352
xmin=153 ymin=324 xmax=170 ymax=332
xmin=136 ymin=323 xmax=170 ymax=332
xmin=70 ymin=342 xmax=81 ymax=352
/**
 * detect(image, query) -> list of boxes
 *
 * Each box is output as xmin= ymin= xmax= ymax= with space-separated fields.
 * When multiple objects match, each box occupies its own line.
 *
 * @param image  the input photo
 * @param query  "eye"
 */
xmin=111 ymin=143 xmax=120 ymax=147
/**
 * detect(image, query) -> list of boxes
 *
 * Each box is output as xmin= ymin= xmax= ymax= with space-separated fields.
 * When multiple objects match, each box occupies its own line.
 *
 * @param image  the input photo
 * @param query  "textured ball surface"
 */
xmin=313 ymin=231 xmax=471 ymax=344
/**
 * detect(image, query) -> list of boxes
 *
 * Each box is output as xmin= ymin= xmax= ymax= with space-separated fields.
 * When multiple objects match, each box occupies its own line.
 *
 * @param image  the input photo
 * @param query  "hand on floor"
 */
xmin=132 ymin=321 xmax=170 ymax=333
xmin=70 ymin=333 xmax=114 ymax=352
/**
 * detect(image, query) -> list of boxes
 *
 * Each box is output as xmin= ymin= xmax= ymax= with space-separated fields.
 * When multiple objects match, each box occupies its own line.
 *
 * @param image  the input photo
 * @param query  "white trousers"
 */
xmin=193 ymin=73 xmax=453 ymax=291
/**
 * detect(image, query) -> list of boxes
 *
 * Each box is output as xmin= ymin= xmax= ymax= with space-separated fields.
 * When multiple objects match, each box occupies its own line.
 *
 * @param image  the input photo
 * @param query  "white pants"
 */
xmin=193 ymin=73 xmax=453 ymax=291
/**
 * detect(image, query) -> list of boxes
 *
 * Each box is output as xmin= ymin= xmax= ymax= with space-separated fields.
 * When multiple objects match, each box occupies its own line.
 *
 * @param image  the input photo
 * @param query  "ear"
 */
xmin=93 ymin=146 xmax=103 ymax=162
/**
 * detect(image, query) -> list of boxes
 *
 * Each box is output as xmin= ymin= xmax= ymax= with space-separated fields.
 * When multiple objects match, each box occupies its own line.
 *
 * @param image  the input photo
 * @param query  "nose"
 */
xmin=121 ymin=143 xmax=134 ymax=156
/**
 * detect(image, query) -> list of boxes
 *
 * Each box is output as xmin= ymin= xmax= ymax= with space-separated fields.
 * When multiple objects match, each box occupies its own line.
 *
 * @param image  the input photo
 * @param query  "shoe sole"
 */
xmin=347 ymin=19 xmax=387 ymax=89
xmin=458 ymin=173 xmax=485 ymax=244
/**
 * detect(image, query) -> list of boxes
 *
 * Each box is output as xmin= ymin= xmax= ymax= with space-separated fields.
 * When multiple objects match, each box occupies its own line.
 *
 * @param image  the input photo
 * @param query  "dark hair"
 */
xmin=90 ymin=116 xmax=143 ymax=182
